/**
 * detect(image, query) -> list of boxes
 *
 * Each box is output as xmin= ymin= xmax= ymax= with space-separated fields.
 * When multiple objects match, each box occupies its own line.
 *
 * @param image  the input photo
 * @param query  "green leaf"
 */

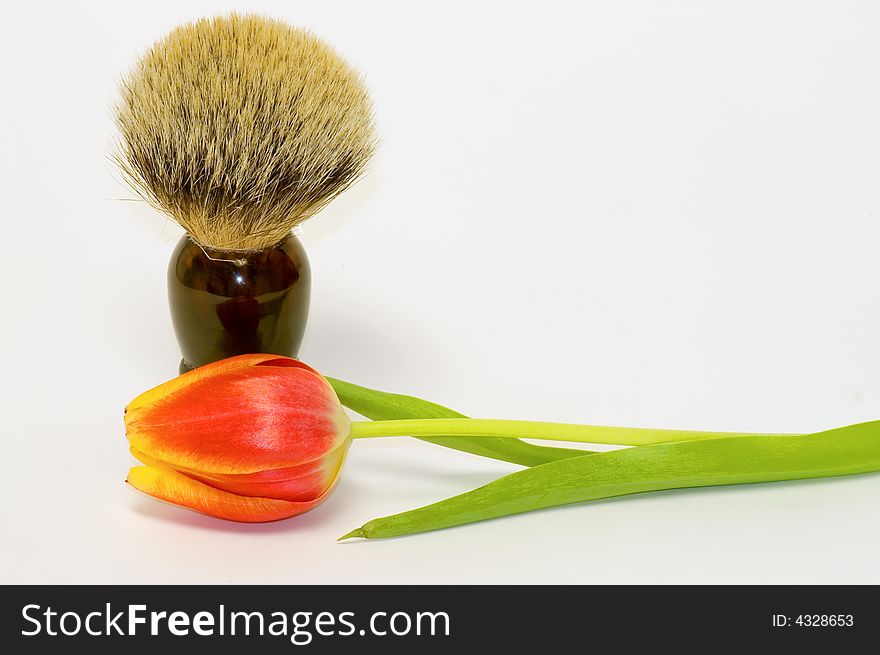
xmin=327 ymin=377 xmax=586 ymax=467
xmin=340 ymin=421 xmax=880 ymax=540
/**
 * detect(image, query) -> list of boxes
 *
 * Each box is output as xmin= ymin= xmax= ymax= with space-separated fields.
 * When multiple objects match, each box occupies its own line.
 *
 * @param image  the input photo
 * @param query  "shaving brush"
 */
xmin=115 ymin=14 xmax=376 ymax=371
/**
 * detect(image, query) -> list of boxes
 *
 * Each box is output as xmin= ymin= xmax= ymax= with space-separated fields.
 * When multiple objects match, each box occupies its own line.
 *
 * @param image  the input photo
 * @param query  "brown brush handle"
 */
xmin=168 ymin=233 xmax=311 ymax=373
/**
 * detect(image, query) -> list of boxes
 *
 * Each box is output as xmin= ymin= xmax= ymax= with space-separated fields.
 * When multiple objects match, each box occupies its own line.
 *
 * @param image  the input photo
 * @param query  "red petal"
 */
xmin=133 ymin=443 xmax=350 ymax=502
xmin=126 ymin=354 xmax=286 ymax=415
xmin=126 ymin=359 xmax=350 ymax=474
xmin=126 ymin=465 xmax=336 ymax=523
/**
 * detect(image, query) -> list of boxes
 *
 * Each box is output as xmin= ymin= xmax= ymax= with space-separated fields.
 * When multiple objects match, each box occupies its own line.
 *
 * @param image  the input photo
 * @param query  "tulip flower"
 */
xmin=125 ymin=354 xmax=351 ymax=522
xmin=125 ymin=353 xmax=776 ymax=524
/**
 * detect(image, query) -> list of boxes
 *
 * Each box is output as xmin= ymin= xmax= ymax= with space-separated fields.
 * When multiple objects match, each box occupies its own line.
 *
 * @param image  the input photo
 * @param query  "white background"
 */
xmin=2 ymin=0 xmax=879 ymax=584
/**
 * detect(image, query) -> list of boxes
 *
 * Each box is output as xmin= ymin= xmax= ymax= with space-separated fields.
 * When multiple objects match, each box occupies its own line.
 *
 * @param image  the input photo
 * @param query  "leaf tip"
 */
xmin=338 ymin=527 xmax=367 ymax=541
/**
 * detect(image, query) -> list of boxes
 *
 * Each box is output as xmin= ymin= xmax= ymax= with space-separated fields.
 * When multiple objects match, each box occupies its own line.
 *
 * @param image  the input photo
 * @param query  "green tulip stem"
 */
xmin=329 ymin=377 xmax=584 ymax=466
xmin=348 ymin=418 xmax=794 ymax=447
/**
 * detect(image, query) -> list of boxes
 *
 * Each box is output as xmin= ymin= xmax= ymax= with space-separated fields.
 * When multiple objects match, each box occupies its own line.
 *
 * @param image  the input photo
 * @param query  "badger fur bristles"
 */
xmin=115 ymin=14 xmax=376 ymax=252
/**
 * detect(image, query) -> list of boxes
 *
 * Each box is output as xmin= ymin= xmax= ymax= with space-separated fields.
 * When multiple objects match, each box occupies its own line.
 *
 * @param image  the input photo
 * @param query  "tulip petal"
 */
xmin=189 ymin=444 xmax=348 ymax=502
xmin=125 ymin=359 xmax=351 ymax=474
xmin=131 ymin=443 xmax=349 ymax=502
xmin=126 ymin=466 xmax=334 ymax=522
xmin=254 ymin=357 xmax=322 ymax=374
xmin=126 ymin=354 xmax=286 ymax=415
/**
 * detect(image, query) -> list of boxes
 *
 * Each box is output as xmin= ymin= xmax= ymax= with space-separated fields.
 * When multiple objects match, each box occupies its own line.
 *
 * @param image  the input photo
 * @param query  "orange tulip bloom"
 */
xmin=125 ymin=354 xmax=351 ymax=522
